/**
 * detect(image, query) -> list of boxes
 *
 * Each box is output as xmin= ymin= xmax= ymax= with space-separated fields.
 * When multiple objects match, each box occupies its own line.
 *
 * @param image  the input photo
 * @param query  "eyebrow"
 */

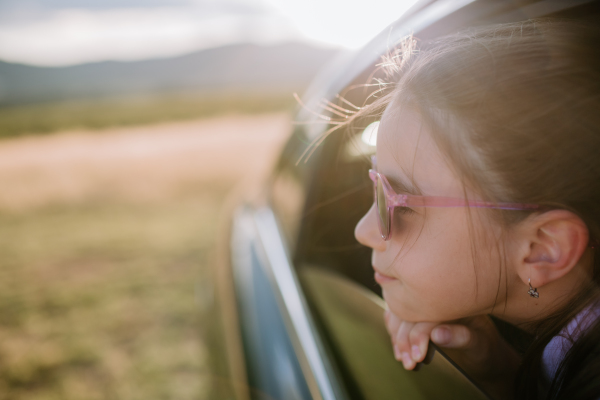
xmin=385 ymin=173 xmax=422 ymax=196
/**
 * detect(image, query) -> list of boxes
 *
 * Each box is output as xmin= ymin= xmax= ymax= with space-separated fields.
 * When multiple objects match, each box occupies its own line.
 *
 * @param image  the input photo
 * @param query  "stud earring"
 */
xmin=527 ymin=278 xmax=539 ymax=298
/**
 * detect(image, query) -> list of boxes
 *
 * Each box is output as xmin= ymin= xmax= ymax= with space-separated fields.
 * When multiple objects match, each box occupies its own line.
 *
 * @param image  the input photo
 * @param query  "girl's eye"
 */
xmin=396 ymin=206 xmax=414 ymax=215
xmin=392 ymin=206 xmax=414 ymax=232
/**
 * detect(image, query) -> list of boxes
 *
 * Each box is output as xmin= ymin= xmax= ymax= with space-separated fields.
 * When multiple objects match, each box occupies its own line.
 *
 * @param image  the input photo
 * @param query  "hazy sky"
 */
xmin=0 ymin=0 xmax=418 ymax=66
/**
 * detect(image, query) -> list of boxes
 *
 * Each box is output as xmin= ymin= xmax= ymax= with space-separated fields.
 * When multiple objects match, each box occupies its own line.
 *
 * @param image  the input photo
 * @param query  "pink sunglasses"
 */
xmin=368 ymin=156 xmax=540 ymax=240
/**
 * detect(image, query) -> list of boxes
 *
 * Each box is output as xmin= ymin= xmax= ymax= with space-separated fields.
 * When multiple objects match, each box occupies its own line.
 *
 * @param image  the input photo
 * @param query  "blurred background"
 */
xmin=0 ymin=1 xmax=416 ymax=398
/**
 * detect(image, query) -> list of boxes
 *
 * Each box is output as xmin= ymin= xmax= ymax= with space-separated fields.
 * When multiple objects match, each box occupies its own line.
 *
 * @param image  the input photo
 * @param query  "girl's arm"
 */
xmin=384 ymin=310 xmax=521 ymax=400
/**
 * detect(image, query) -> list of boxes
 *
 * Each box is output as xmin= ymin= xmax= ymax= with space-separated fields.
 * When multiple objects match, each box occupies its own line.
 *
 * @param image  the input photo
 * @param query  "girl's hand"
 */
xmin=383 ymin=310 xmax=520 ymax=399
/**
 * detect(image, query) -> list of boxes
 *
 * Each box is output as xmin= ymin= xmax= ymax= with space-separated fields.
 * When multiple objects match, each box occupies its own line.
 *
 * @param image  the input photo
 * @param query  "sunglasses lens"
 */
xmin=376 ymin=175 xmax=390 ymax=239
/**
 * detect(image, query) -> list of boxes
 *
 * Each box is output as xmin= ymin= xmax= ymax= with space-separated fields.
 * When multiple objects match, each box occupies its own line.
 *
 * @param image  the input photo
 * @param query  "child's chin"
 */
xmin=385 ymin=297 xmax=414 ymax=320
xmin=386 ymin=299 xmax=441 ymax=323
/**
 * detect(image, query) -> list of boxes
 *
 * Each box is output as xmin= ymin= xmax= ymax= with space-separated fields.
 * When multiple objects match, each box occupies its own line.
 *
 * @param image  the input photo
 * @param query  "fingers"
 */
xmin=396 ymin=321 xmax=437 ymax=369
xmin=385 ymin=313 xmax=508 ymax=383
xmin=431 ymin=324 xmax=472 ymax=349
xmin=384 ymin=313 xmax=437 ymax=370
xmin=408 ymin=322 xmax=437 ymax=363
xmin=394 ymin=320 xmax=415 ymax=369
xmin=384 ymin=310 xmax=476 ymax=371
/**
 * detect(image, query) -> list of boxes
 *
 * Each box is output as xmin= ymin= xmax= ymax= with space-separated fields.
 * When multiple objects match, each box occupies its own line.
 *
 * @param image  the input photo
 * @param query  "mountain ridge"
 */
xmin=0 ymin=42 xmax=340 ymax=106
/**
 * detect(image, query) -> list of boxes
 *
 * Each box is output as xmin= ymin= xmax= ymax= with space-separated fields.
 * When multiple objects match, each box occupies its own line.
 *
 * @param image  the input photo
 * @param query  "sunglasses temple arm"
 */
xmin=401 ymin=195 xmax=539 ymax=210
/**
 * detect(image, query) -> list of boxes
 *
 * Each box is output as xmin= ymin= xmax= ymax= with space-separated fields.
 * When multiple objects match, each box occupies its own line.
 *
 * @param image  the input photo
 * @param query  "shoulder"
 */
xmin=542 ymin=306 xmax=600 ymax=400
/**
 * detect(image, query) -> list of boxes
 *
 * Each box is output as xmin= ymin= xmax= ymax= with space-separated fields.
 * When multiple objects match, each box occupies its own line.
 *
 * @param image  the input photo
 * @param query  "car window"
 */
xmin=270 ymin=126 xmax=314 ymax=253
xmin=293 ymin=117 xmax=379 ymax=294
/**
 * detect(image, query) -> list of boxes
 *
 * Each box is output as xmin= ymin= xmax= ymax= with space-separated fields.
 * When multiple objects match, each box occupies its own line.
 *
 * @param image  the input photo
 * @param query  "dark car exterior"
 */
xmin=212 ymin=1 xmax=600 ymax=399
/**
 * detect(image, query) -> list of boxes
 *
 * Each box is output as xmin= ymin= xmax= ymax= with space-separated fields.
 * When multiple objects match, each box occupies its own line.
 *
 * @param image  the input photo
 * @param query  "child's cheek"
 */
xmin=396 ymin=232 xmax=476 ymax=319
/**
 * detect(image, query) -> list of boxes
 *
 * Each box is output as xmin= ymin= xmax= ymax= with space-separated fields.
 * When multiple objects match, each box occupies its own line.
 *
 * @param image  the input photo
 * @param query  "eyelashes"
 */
xmin=396 ymin=206 xmax=414 ymax=215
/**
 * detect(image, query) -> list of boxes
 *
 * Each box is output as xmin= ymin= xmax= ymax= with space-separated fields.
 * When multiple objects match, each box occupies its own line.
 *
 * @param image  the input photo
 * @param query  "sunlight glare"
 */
xmin=265 ymin=0 xmax=419 ymax=48
xmin=362 ymin=121 xmax=380 ymax=147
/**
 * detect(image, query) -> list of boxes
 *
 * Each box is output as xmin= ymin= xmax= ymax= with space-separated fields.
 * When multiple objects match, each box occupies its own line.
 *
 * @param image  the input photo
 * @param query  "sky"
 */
xmin=0 ymin=0 xmax=419 ymax=66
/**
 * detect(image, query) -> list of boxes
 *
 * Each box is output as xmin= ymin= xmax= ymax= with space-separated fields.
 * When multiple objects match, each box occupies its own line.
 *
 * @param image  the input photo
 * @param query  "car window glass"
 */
xmin=293 ymin=119 xmax=377 ymax=294
xmin=271 ymin=169 xmax=305 ymax=252
xmin=269 ymin=126 xmax=314 ymax=251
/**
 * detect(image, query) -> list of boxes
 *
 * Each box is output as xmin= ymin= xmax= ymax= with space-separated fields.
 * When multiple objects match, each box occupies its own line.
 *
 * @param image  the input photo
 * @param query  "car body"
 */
xmin=212 ymin=1 xmax=600 ymax=399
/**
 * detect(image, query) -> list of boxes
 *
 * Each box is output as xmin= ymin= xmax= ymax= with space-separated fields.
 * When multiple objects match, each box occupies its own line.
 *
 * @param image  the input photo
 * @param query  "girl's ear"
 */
xmin=515 ymin=210 xmax=589 ymax=288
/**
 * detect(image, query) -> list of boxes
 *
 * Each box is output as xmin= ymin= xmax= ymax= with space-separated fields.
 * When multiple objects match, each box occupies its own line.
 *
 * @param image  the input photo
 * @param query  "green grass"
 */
xmin=0 ymin=190 xmax=228 ymax=400
xmin=0 ymin=93 xmax=297 ymax=139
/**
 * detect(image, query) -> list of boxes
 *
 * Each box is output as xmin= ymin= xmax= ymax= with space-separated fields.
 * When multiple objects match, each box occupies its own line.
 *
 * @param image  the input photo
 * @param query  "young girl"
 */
xmin=350 ymin=20 xmax=600 ymax=399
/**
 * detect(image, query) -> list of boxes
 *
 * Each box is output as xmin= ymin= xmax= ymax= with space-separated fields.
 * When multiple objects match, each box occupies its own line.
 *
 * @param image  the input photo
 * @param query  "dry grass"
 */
xmin=0 ymin=94 xmax=297 ymax=139
xmin=0 ymin=113 xmax=290 ymax=399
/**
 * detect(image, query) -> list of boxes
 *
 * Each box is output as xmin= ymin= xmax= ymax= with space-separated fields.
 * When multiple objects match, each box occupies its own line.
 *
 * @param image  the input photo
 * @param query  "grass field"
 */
xmin=0 ymin=195 xmax=220 ymax=400
xmin=0 ymin=113 xmax=290 ymax=399
xmin=0 ymin=93 xmax=297 ymax=139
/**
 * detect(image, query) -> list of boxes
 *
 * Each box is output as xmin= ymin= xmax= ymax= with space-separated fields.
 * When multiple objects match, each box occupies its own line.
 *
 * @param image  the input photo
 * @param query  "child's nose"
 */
xmin=355 ymin=204 xmax=386 ymax=251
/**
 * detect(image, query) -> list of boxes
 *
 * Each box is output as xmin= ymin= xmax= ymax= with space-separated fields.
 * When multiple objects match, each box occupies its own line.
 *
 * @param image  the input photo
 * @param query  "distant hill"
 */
xmin=0 ymin=42 xmax=340 ymax=106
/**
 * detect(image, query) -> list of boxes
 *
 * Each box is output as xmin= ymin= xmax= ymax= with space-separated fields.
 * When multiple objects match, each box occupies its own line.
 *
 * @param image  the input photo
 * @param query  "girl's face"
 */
xmin=355 ymin=105 xmax=507 ymax=323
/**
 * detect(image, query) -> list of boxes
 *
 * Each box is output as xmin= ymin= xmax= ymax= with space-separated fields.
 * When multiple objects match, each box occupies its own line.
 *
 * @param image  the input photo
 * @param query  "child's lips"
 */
xmin=373 ymin=267 xmax=397 ymax=284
